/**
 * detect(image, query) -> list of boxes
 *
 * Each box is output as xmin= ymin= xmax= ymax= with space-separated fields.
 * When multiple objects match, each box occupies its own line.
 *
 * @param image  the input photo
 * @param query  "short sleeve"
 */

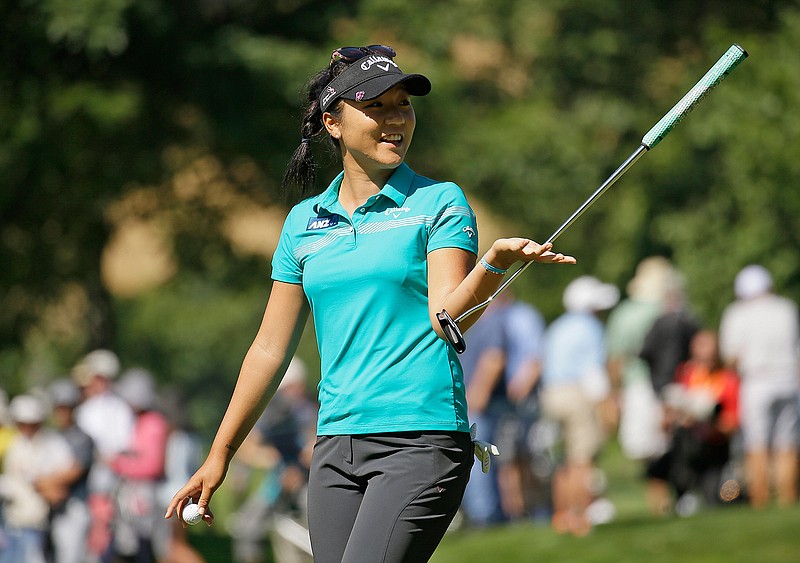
xmin=427 ymin=183 xmax=479 ymax=255
xmin=271 ymin=212 xmax=303 ymax=284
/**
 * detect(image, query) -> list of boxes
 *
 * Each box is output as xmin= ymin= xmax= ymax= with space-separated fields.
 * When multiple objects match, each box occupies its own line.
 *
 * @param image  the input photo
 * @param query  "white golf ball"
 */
xmin=182 ymin=503 xmax=203 ymax=526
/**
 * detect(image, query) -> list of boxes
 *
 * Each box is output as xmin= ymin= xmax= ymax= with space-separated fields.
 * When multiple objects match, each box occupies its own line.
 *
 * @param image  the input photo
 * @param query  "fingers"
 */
xmin=197 ymin=487 xmax=213 ymax=518
xmin=524 ymin=240 xmax=576 ymax=264
xmin=176 ymin=496 xmax=192 ymax=529
xmin=165 ymin=491 xmax=216 ymax=528
xmin=165 ymin=479 xmax=203 ymax=520
xmin=201 ymin=505 xmax=215 ymax=526
xmin=520 ymin=240 xmax=576 ymax=264
xmin=166 ymin=491 xmax=189 ymax=519
xmin=491 ymin=237 xmax=577 ymax=267
xmin=540 ymin=251 xmax=577 ymax=264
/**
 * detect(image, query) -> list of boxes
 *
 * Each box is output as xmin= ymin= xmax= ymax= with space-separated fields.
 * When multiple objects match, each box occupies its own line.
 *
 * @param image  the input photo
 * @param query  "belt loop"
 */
xmin=339 ymin=435 xmax=354 ymax=465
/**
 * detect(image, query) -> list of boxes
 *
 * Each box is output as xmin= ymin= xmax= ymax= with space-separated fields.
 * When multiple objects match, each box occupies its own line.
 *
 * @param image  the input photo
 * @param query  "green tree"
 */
xmin=0 ymin=1 xmax=344 ymax=393
xmin=3 ymin=0 xmax=799 ymax=436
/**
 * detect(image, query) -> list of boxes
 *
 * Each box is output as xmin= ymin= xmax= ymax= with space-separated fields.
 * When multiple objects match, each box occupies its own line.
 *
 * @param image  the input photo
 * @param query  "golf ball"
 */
xmin=182 ymin=503 xmax=203 ymax=526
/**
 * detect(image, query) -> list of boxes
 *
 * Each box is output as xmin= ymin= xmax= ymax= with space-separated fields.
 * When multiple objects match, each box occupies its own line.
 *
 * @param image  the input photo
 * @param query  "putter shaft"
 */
xmin=454 ymin=144 xmax=649 ymax=325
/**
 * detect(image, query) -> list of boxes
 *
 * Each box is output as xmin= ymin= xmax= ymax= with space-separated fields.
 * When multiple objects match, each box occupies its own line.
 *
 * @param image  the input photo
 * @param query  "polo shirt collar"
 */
xmin=314 ymin=163 xmax=413 ymax=214
xmin=380 ymin=163 xmax=413 ymax=207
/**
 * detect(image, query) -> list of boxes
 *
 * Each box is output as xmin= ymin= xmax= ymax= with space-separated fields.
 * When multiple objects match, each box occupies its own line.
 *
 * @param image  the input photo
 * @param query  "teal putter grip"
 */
xmin=642 ymin=43 xmax=748 ymax=149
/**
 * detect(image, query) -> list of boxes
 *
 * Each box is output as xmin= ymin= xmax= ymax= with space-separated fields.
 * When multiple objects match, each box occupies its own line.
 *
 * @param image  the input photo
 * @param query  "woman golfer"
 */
xmin=166 ymin=44 xmax=575 ymax=562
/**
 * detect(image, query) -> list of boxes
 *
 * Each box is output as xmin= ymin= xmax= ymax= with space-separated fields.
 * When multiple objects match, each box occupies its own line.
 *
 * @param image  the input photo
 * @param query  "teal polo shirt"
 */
xmin=272 ymin=163 xmax=478 ymax=435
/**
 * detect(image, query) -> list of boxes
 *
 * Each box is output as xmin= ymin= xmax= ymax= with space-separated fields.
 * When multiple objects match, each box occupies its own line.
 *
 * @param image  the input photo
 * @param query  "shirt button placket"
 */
xmin=352 ymin=207 xmax=367 ymax=246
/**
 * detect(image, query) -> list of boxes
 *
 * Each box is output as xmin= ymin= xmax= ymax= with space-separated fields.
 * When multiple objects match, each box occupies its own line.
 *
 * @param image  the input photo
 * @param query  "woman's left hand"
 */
xmin=486 ymin=238 xmax=576 ymax=270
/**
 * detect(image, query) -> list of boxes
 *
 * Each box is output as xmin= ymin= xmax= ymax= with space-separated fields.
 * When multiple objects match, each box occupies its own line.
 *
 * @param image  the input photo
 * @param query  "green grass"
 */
xmin=189 ymin=439 xmax=800 ymax=562
xmin=191 ymin=504 xmax=800 ymax=563
xmin=431 ymin=505 xmax=800 ymax=563
xmin=433 ymin=439 xmax=800 ymax=563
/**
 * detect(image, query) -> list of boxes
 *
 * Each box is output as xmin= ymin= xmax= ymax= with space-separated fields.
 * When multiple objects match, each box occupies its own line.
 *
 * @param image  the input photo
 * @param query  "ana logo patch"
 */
xmin=307 ymin=215 xmax=340 ymax=230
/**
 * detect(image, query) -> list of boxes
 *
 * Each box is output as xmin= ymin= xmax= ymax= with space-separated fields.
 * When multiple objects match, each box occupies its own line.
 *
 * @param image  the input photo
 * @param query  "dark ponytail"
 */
xmin=281 ymin=61 xmax=349 ymax=205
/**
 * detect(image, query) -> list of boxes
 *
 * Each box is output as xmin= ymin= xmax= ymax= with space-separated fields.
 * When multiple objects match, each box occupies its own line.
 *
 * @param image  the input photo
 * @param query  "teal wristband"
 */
xmin=480 ymin=256 xmax=508 ymax=275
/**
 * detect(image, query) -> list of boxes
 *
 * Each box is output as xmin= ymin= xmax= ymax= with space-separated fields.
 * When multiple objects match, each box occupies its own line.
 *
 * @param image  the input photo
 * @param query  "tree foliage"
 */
xmin=2 ymin=0 xmax=798 ymax=434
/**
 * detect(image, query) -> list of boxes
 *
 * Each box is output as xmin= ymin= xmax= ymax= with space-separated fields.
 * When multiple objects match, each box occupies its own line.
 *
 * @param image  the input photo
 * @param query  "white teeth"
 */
xmin=382 ymin=134 xmax=402 ymax=142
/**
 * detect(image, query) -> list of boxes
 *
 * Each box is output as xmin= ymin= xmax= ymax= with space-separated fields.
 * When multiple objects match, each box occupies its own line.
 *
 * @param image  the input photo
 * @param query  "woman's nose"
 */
xmin=385 ymin=106 xmax=406 ymax=125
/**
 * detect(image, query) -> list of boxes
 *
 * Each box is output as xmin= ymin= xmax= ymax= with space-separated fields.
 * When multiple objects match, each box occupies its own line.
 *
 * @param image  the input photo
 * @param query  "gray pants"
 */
xmin=307 ymin=432 xmax=472 ymax=563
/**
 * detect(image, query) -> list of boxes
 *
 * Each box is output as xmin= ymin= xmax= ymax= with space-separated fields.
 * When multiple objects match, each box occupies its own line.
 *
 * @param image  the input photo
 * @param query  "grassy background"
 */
xmin=431 ymin=505 xmax=800 ymax=563
xmin=188 ymin=439 xmax=800 ymax=562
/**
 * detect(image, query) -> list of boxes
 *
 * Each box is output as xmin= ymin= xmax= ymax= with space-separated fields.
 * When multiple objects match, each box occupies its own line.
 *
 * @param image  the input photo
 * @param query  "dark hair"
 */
xmin=281 ymin=60 xmax=349 ymax=204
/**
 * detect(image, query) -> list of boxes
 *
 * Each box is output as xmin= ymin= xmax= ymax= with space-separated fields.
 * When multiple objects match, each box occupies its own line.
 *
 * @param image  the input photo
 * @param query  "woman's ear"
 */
xmin=322 ymin=111 xmax=341 ymax=140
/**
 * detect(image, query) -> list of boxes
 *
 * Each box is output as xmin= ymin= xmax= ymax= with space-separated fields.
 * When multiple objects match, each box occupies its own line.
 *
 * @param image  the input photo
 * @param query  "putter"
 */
xmin=438 ymin=43 xmax=748 ymax=354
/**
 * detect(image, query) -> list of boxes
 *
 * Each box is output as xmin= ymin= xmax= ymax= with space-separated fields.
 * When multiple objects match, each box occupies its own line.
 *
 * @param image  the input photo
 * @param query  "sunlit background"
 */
xmin=3 ymin=1 xmax=800 ymax=561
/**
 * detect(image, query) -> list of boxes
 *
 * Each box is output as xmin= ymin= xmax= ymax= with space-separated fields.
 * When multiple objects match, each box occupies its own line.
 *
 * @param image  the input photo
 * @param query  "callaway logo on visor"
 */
xmin=359 ymin=55 xmax=398 ymax=72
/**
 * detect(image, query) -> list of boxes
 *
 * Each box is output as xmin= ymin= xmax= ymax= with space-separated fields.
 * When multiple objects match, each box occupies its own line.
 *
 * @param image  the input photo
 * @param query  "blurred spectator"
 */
xmin=0 ymin=394 xmax=74 ymax=563
xmin=0 ymin=389 xmax=15 ymax=461
xmin=640 ymin=272 xmax=701 ymax=396
xmin=660 ymin=330 xmax=740 ymax=512
xmin=157 ymin=390 xmax=206 ymax=563
xmin=606 ymin=257 xmax=676 ymax=515
xmin=229 ymin=357 xmax=316 ymax=563
xmin=72 ymin=348 xmax=134 ymax=561
xmin=491 ymin=295 xmax=548 ymax=522
xmin=41 ymin=379 xmax=95 ymax=563
xmin=110 ymin=368 xmax=170 ymax=562
xmin=540 ymin=275 xmax=619 ymax=536
xmin=0 ymin=388 xmax=14 ymax=552
xmin=719 ymin=264 xmax=800 ymax=508
xmin=638 ymin=269 xmax=701 ymax=514
xmin=458 ymin=298 xmax=514 ymax=527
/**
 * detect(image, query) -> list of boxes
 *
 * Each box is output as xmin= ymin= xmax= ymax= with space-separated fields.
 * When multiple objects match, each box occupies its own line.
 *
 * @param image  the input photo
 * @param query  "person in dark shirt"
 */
xmin=639 ymin=275 xmax=701 ymax=396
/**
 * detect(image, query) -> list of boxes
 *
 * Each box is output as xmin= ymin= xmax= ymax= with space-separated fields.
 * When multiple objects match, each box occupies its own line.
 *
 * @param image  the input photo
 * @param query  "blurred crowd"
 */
xmin=2 ymin=258 xmax=799 ymax=561
xmin=458 ymin=258 xmax=800 ymax=537
xmin=0 ymin=349 xmax=317 ymax=563
xmin=0 ymin=351 xmax=207 ymax=563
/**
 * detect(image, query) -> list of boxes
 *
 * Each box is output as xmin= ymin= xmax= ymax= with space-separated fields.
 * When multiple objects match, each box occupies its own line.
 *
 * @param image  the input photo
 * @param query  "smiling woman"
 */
xmin=165 ymin=44 xmax=576 ymax=563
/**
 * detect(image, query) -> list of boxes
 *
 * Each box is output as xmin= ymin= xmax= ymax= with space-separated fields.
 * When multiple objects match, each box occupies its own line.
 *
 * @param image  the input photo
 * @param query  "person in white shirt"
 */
xmin=719 ymin=265 xmax=800 ymax=508
xmin=72 ymin=349 xmax=134 ymax=559
xmin=0 ymin=394 xmax=74 ymax=563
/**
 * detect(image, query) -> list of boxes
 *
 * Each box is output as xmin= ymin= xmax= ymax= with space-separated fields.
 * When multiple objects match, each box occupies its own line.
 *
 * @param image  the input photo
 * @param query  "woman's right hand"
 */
xmin=164 ymin=454 xmax=228 ymax=527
